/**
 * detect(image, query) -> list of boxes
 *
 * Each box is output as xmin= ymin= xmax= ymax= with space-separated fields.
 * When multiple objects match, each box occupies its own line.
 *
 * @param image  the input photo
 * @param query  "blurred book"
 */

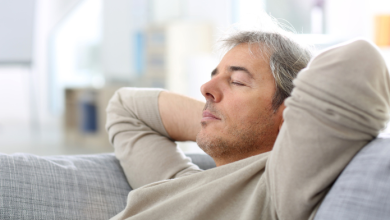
xmin=375 ymin=15 xmax=390 ymax=47
xmin=64 ymin=86 xmax=121 ymax=148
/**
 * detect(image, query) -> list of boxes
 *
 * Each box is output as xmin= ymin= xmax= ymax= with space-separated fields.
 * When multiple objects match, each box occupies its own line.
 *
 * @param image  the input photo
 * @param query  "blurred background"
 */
xmin=1 ymin=0 xmax=390 ymax=156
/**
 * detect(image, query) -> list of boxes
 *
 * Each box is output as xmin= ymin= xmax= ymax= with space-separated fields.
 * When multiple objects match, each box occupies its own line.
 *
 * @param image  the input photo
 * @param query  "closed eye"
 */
xmin=232 ymin=81 xmax=245 ymax=86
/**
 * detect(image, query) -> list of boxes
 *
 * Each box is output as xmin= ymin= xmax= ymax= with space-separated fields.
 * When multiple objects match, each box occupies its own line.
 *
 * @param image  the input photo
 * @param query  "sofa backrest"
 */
xmin=0 ymin=152 xmax=215 ymax=220
xmin=314 ymin=138 xmax=390 ymax=220
xmin=0 ymin=153 xmax=131 ymax=220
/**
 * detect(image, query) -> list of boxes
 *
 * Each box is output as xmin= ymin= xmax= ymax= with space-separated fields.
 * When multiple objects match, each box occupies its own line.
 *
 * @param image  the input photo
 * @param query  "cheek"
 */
xmin=226 ymin=100 xmax=257 ymax=121
xmin=226 ymin=97 xmax=271 ymax=124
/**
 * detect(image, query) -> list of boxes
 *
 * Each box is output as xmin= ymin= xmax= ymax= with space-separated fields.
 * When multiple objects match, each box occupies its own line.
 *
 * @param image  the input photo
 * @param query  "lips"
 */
xmin=202 ymin=110 xmax=221 ymax=121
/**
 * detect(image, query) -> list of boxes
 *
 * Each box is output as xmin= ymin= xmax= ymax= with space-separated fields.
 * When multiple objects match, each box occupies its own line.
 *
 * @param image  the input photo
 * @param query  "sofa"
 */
xmin=0 ymin=138 xmax=389 ymax=219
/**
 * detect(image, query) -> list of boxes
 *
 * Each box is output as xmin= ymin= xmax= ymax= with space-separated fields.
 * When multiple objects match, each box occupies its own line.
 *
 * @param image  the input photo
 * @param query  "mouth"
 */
xmin=201 ymin=110 xmax=221 ymax=122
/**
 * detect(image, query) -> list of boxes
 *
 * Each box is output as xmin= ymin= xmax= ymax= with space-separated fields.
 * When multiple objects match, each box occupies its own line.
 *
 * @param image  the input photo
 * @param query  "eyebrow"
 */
xmin=229 ymin=66 xmax=255 ymax=79
xmin=210 ymin=66 xmax=254 ymax=79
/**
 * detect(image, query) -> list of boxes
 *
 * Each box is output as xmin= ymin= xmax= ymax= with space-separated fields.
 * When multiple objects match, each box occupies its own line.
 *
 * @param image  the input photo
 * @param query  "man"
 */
xmin=107 ymin=30 xmax=311 ymax=187
xmin=106 ymin=30 xmax=390 ymax=219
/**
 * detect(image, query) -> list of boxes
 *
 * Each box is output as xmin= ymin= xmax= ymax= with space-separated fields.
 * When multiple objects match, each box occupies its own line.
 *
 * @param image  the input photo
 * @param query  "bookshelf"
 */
xmin=64 ymin=86 xmax=121 ymax=148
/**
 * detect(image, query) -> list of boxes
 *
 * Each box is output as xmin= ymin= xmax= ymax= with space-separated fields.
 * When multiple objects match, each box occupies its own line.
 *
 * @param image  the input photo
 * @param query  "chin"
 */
xmin=196 ymin=124 xmax=272 ymax=159
xmin=196 ymin=130 xmax=233 ymax=158
xmin=196 ymin=131 xmax=214 ymax=155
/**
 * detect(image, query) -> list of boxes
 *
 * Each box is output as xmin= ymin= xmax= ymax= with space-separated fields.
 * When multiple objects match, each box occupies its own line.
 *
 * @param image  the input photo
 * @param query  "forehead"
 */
xmin=218 ymin=43 xmax=271 ymax=74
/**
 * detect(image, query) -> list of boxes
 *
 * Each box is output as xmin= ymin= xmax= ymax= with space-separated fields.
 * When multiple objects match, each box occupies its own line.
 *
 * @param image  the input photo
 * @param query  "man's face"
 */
xmin=196 ymin=43 xmax=284 ymax=165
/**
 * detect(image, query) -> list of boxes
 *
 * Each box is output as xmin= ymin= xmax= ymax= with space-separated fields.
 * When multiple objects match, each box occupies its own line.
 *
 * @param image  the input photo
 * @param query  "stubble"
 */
xmin=196 ymin=103 xmax=275 ymax=161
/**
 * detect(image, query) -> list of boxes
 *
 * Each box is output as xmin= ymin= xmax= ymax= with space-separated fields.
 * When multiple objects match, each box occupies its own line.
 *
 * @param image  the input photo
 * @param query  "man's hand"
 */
xmin=158 ymin=91 xmax=205 ymax=142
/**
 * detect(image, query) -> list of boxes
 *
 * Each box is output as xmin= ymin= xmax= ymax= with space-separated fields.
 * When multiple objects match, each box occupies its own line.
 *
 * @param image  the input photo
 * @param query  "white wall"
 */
xmin=32 ymin=0 xmax=81 ymax=124
xmin=0 ymin=0 xmax=81 ymax=128
xmin=0 ymin=67 xmax=31 ymax=125
xmin=166 ymin=22 xmax=214 ymax=96
xmin=325 ymin=0 xmax=390 ymax=41
xmin=102 ymin=0 xmax=134 ymax=82
xmin=0 ymin=0 xmax=36 ymax=63
xmin=325 ymin=0 xmax=369 ymax=39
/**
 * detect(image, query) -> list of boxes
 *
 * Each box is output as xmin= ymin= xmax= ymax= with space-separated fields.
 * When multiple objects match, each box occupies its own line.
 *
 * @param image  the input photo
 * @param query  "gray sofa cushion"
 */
xmin=314 ymin=138 xmax=390 ymax=220
xmin=0 ymin=152 xmax=215 ymax=220
xmin=0 ymin=153 xmax=131 ymax=220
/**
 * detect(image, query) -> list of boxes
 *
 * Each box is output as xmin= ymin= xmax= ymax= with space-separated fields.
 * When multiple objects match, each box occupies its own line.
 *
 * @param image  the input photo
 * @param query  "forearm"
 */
xmin=158 ymin=91 xmax=204 ymax=141
xmin=106 ymin=88 xmax=201 ymax=189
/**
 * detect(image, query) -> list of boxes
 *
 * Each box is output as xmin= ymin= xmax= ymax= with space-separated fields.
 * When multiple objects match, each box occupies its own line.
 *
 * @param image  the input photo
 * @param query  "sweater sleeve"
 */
xmin=105 ymin=88 xmax=201 ymax=189
xmin=265 ymin=40 xmax=390 ymax=220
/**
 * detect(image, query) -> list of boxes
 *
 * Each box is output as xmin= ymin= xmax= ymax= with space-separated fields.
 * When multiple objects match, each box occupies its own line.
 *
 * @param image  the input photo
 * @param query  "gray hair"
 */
xmin=221 ymin=31 xmax=313 ymax=111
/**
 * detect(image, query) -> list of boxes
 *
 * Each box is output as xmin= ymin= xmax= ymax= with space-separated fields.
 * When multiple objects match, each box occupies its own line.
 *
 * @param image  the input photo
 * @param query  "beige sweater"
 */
xmin=106 ymin=39 xmax=390 ymax=220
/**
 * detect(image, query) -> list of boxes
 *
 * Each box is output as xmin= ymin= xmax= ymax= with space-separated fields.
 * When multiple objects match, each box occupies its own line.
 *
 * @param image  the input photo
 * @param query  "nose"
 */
xmin=200 ymin=77 xmax=222 ymax=103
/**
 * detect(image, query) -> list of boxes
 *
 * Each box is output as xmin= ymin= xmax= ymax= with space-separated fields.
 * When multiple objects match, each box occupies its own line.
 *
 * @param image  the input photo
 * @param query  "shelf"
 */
xmin=64 ymin=86 xmax=121 ymax=148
